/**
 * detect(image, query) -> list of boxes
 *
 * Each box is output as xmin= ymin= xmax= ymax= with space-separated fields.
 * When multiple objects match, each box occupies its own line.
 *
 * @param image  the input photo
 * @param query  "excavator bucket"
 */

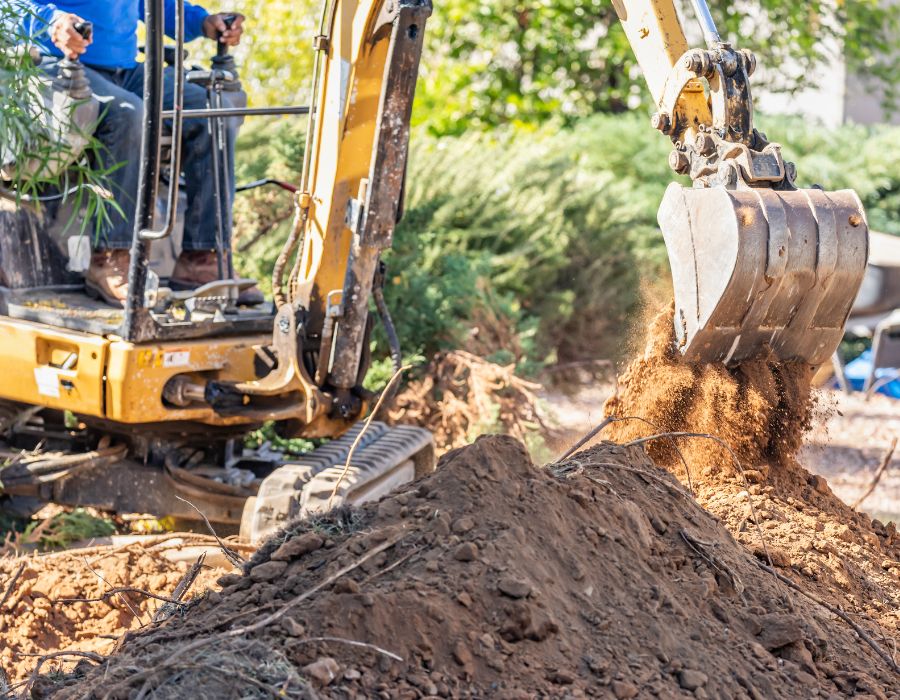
xmin=658 ymin=183 xmax=869 ymax=366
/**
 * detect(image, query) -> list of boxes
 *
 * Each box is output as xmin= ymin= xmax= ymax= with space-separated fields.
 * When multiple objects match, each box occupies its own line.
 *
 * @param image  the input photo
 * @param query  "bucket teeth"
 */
xmin=658 ymin=183 xmax=869 ymax=366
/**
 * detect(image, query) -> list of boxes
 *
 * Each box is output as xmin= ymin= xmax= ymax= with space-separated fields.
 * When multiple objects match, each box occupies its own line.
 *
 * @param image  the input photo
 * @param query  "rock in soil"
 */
xmin=29 ymin=434 xmax=900 ymax=699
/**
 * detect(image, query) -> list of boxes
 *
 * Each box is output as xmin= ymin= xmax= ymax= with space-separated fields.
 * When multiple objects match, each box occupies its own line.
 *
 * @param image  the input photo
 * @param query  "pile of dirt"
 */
xmin=0 ymin=535 xmax=238 ymax=688
xmin=39 ymin=435 xmax=900 ymax=698
xmin=604 ymin=306 xmax=817 ymax=474
xmin=601 ymin=305 xmax=900 ymax=685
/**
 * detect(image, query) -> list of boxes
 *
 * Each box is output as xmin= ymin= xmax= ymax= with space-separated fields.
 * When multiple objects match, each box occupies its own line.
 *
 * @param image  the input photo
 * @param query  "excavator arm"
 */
xmin=614 ymin=0 xmax=869 ymax=365
xmin=206 ymin=0 xmax=431 ymax=438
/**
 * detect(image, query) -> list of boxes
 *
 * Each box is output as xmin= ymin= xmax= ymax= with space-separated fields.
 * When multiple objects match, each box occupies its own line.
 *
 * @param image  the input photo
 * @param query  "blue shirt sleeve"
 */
xmin=9 ymin=1 xmax=65 ymax=40
xmin=138 ymin=0 xmax=210 ymax=42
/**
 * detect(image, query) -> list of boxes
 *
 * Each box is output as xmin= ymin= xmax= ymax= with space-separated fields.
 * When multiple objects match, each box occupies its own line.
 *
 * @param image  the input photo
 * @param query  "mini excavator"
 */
xmin=0 ymin=0 xmax=868 ymax=541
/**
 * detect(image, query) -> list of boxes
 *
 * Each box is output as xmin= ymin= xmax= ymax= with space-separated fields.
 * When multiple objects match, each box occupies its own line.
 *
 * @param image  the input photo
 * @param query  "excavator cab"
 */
xmin=615 ymin=0 xmax=869 ymax=365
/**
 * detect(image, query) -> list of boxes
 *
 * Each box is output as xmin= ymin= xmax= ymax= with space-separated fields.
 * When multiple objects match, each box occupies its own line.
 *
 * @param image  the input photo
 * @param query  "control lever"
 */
xmin=216 ymin=14 xmax=238 ymax=57
xmin=55 ymin=20 xmax=93 ymax=99
xmin=73 ymin=20 xmax=94 ymax=43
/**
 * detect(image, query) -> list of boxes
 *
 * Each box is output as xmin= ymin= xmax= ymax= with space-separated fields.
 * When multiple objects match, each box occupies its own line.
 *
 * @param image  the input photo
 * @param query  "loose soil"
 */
xmin=603 ymin=306 xmax=817 ymax=471
xmin=0 ymin=536 xmax=235 ymax=688
xmin=30 ymin=434 xmax=900 ymax=699
xmin=603 ymin=307 xmax=900 ymax=648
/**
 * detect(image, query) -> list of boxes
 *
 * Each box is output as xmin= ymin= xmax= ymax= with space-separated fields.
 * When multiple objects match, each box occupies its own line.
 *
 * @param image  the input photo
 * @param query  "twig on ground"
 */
xmin=618 ymin=430 xmax=775 ymax=569
xmin=756 ymin=560 xmax=900 ymax=674
xmin=610 ymin=415 xmax=697 ymax=496
xmin=151 ymin=532 xmax=407 ymax=662
xmin=852 ymin=437 xmax=898 ymax=511
xmin=151 ymin=552 xmax=206 ymax=623
xmin=20 ymin=650 xmax=104 ymax=699
xmin=360 ymin=546 xmax=420 ymax=584
xmin=328 ymin=365 xmax=408 ymax=510
xmin=171 ymin=552 xmax=205 ymax=603
xmin=586 ymin=462 xmax=687 ymax=501
xmin=557 ymin=418 xmax=776 ymax=580
xmin=290 ymin=636 xmax=403 ymax=661
xmin=555 ymin=415 xmax=696 ymax=496
xmin=174 ymin=495 xmax=245 ymax=569
xmin=0 ymin=562 xmax=25 ymax=611
xmin=556 ymin=417 xmax=614 ymax=462
xmin=680 ymin=529 xmax=744 ymax=596
xmin=55 ymin=587 xmax=186 ymax=607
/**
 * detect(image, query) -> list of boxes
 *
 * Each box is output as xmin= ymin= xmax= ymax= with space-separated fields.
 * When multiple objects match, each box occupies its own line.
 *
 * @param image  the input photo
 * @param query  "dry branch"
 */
xmin=174 ymin=495 xmax=245 ymax=569
xmin=290 ymin=636 xmax=403 ymax=661
xmin=0 ymin=562 xmax=25 ymax=611
xmin=756 ymin=560 xmax=900 ymax=675
xmin=55 ymin=587 xmax=185 ymax=607
xmin=145 ymin=532 xmax=407 ymax=665
xmin=852 ymin=437 xmax=898 ymax=511
xmin=83 ymin=557 xmax=146 ymax=627
xmin=20 ymin=650 xmax=104 ymax=698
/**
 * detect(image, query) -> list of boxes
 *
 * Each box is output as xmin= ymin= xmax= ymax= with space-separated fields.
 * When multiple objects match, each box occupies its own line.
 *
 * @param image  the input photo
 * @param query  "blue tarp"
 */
xmin=842 ymin=349 xmax=900 ymax=398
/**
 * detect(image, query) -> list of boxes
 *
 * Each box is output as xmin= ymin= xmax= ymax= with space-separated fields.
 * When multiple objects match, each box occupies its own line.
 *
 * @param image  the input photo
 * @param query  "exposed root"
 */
xmin=389 ymin=350 xmax=557 ymax=451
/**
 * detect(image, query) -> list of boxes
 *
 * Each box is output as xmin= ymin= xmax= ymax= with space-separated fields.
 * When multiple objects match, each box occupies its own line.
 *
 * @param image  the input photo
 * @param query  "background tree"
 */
xmin=228 ymin=0 xmax=900 ymax=135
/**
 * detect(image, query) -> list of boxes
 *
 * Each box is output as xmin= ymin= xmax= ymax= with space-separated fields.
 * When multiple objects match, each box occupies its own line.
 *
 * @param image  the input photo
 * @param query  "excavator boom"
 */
xmin=615 ymin=0 xmax=869 ymax=365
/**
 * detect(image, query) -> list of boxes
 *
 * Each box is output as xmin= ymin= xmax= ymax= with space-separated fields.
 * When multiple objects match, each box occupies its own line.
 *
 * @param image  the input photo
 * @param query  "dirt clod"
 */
xmin=496 ymin=577 xmax=531 ymax=599
xmin=303 ymin=656 xmax=341 ymax=686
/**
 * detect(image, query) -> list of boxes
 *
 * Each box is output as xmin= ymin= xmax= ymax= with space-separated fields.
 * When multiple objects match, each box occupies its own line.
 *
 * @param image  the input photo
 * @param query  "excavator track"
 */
xmin=241 ymin=422 xmax=434 ymax=542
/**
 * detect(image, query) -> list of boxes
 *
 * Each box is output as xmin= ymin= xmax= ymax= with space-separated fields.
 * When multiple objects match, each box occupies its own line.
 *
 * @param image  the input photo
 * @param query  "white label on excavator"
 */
xmin=163 ymin=351 xmax=190 ymax=368
xmin=339 ymin=59 xmax=350 ymax=117
xmin=326 ymin=58 xmax=351 ymax=121
xmin=67 ymin=236 xmax=91 ymax=273
xmin=34 ymin=367 xmax=60 ymax=398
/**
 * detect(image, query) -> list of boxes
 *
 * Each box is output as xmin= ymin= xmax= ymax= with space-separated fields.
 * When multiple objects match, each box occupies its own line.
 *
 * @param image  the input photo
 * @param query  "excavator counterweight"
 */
xmin=615 ymin=0 xmax=869 ymax=365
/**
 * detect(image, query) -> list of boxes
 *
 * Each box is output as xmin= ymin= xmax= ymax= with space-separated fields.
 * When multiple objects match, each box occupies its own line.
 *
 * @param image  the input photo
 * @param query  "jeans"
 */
xmin=42 ymin=59 xmax=237 ymax=252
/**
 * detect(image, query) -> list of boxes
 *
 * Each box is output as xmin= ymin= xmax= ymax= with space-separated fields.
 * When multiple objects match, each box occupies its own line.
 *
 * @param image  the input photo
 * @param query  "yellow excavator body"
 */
xmin=0 ymin=316 xmax=266 ymax=425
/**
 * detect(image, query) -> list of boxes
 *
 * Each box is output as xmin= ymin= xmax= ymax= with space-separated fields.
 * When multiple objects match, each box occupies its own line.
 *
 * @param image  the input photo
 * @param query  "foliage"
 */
xmin=207 ymin=0 xmax=900 ymax=137
xmin=201 ymin=0 xmax=317 ymax=108
xmin=0 ymin=3 xmax=120 ymax=236
xmin=415 ymin=0 xmax=900 ymax=134
xmin=244 ymin=420 xmax=318 ymax=454
xmin=23 ymin=508 xmax=116 ymax=549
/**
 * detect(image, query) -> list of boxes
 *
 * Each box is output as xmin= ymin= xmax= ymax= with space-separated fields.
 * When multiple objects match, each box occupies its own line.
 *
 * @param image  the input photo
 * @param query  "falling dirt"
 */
xmin=603 ymin=306 xmax=817 ymax=476
xmin=31 ymin=435 xmax=900 ymax=699
xmin=0 ymin=536 xmax=237 ymax=688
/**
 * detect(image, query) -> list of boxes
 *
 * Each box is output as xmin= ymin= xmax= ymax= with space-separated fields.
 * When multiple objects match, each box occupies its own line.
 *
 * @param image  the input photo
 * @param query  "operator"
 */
xmin=16 ymin=1 xmax=263 ymax=306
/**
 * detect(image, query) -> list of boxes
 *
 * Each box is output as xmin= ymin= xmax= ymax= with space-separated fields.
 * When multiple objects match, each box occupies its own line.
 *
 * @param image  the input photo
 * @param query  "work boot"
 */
xmin=170 ymin=250 xmax=265 ymax=306
xmin=85 ymin=250 xmax=131 ymax=307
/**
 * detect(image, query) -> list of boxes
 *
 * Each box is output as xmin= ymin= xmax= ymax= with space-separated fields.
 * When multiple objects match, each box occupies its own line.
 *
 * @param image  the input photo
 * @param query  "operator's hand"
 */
xmin=50 ymin=13 xmax=91 ymax=60
xmin=202 ymin=13 xmax=245 ymax=46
